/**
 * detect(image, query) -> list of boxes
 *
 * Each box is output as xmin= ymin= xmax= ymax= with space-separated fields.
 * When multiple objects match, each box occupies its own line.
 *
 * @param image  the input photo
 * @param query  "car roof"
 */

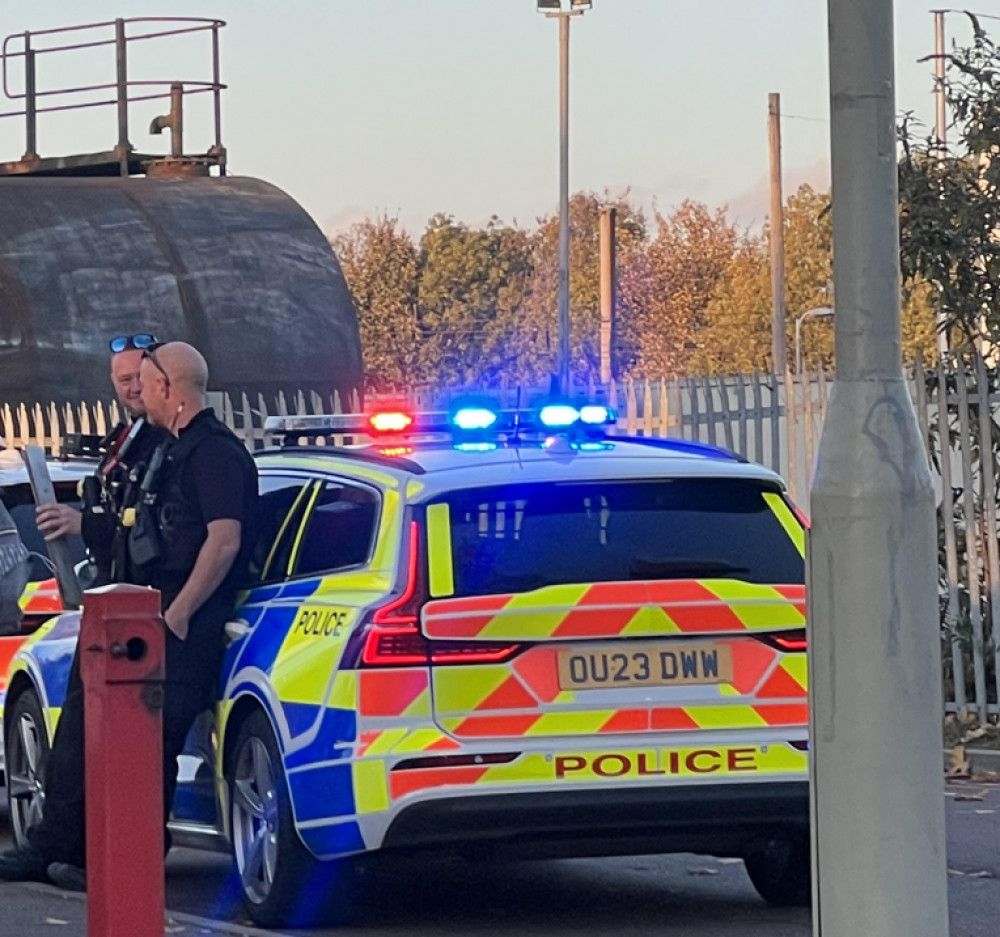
xmin=0 ymin=450 xmax=98 ymax=489
xmin=255 ymin=436 xmax=786 ymax=501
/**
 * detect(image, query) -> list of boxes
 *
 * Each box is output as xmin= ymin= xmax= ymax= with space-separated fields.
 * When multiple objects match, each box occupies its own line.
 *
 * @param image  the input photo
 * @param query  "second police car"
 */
xmin=2 ymin=402 xmax=810 ymax=926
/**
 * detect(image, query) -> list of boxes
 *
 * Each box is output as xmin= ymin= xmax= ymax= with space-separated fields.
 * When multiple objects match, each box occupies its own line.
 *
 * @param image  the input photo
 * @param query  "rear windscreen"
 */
xmin=436 ymin=479 xmax=804 ymax=597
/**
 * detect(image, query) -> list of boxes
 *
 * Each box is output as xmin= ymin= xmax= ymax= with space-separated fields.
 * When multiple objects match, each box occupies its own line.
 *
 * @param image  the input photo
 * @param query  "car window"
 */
xmin=2 ymin=481 xmax=85 ymax=582
xmin=246 ymin=475 xmax=315 ymax=585
xmin=290 ymin=480 xmax=379 ymax=578
xmin=438 ymin=478 xmax=805 ymax=598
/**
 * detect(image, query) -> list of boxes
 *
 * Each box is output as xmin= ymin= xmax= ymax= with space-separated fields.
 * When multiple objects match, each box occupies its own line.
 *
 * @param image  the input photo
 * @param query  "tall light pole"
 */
xmin=794 ymin=306 xmax=834 ymax=378
xmin=932 ymin=9 xmax=949 ymax=355
xmin=810 ymin=0 xmax=949 ymax=934
xmin=769 ymin=93 xmax=787 ymax=376
xmin=537 ymin=0 xmax=592 ymax=394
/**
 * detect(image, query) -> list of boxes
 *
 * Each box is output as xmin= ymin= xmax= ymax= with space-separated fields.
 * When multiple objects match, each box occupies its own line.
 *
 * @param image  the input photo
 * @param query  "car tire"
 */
xmin=4 ymin=687 xmax=49 ymax=848
xmin=227 ymin=709 xmax=356 ymax=928
xmin=743 ymin=835 xmax=811 ymax=907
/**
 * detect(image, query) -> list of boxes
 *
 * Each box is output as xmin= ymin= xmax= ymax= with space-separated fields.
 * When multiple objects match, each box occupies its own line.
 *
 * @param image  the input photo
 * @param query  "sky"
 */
xmin=0 ymin=1 xmax=991 ymax=237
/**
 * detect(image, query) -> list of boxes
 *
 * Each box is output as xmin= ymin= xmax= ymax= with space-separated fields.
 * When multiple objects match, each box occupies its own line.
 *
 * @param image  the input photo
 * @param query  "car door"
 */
xmin=264 ymin=476 xmax=383 ymax=759
xmin=171 ymin=472 xmax=317 ymax=829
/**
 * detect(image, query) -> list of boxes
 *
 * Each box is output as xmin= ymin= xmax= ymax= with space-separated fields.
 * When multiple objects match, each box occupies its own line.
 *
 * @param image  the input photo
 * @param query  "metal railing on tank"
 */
xmin=0 ymin=17 xmax=227 ymax=176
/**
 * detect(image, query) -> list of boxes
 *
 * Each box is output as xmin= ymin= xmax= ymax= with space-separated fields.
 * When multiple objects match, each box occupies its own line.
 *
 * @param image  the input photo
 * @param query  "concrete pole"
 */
xmin=809 ymin=0 xmax=949 ymax=935
xmin=933 ymin=10 xmax=949 ymax=356
xmin=557 ymin=13 xmax=572 ymax=395
xmin=768 ymin=93 xmax=787 ymax=375
xmin=599 ymin=206 xmax=617 ymax=385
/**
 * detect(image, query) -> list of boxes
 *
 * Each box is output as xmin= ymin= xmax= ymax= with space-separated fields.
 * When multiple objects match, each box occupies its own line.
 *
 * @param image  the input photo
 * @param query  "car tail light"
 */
xmin=788 ymin=497 xmax=810 ymax=529
xmin=429 ymin=642 xmax=521 ymax=664
xmin=756 ymin=629 xmax=808 ymax=652
xmin=371 ymin=522 xmax=421 ymax=628
xmin=361 ymin=521 xmax=523 ymax=667
xmin=363 ymin=522 xmax=427 ymax=665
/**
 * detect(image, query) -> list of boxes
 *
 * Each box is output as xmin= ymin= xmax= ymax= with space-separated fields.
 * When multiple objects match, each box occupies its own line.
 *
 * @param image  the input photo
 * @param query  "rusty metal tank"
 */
xmin=0 ymin=175 xmax=362 ymax=405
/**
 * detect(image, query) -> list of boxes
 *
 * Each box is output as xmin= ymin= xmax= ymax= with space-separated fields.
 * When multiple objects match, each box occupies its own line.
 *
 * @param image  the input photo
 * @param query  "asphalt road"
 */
xmin=0 ymin=781 xmax=998 ymax=936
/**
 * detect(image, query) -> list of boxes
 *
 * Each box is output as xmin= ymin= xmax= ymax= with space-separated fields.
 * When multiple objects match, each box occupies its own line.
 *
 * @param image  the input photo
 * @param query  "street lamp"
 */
xmin=536 ymin=0 xmax=593 ymax=394
xmin=794 ymin=305 xmax=834 ymax=377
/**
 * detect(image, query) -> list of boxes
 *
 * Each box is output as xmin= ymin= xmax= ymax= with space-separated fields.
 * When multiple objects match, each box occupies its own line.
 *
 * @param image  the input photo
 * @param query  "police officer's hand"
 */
xmin=164 ymin=604 xmax=190 ymax=641
xmin=35 ymin=503 xmax=83 ymax=541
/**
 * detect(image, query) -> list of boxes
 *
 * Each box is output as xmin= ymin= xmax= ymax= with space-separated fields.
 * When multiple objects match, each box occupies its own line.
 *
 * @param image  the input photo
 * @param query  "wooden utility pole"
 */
xmin=599 ymin=206 xmax=617 ymax=385
xmin=768 ymin=92 xmax=787 ymax=374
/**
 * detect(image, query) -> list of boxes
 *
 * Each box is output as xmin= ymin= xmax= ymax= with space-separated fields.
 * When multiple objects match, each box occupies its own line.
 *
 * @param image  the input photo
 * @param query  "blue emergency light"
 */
xmin=538 ymin=404 xmax=582 ymax=428
xmin=451 ymin=406 xmax=499 ymax=431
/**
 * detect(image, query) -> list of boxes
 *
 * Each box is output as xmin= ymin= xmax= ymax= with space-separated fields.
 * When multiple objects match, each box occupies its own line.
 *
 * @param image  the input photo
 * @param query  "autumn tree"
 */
xmin=898 ymin=12 xmax=1000 ymax=356
xmin=629 ymin=201 xmax=741 ymax=377
xmin=333 ymin=216 xmax=423 ymax=392
xmin=518 ymin=192 xmax=648 ymax=386
xmin=415 ymin=215 xmax=533 ymax=387
xmin=683 ymin=186 xmax=835 ymax=375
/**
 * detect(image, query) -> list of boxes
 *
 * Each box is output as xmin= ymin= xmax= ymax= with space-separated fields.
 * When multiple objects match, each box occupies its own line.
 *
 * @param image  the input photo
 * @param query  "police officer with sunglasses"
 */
xmin=0 ymin=334 xmax=170 ymax=888
xmin=34 ymin=334 xmax=167 ymax=583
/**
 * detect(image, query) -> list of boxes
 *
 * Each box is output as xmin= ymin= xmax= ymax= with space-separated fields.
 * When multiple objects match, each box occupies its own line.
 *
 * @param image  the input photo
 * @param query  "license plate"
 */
xmin=557 ymin=642 xmax=733 ymax=691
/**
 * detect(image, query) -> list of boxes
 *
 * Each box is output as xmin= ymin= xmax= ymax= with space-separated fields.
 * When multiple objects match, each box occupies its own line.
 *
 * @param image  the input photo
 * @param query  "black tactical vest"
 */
xmin=130 ymin=409 xmax=245 ymax=603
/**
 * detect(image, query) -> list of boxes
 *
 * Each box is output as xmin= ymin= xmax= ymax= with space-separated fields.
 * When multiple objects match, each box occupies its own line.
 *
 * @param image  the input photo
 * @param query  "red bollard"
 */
xmin=80 ymin=584 xmax=165 ymax=937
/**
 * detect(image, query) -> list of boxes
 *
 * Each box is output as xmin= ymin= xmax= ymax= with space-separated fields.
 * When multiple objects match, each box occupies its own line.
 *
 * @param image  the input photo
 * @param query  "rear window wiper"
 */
xmin=628 ymin=557 xmax=750 ymax=580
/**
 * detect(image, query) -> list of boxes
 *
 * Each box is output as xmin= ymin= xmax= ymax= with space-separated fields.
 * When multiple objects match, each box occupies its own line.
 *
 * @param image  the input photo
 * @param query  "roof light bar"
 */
xmin=264 ymin=401 xmax=618 ymax=445
xmin=452 ymin=406 xmax=498 ymax=432
xmin=263 ymin=413 xmax=364 ymax=434
xmin=538 ymin=404 xmax=580 ymax=428
xmin=264 ymin=411 xmax=451 ymax=439
xmin=370 ymin=410 xmax=413 ymax=434
xmin=580 ymin=404 xmax=615 ymax=425
xmin=454 ymin=441 xmax=497 ymax=453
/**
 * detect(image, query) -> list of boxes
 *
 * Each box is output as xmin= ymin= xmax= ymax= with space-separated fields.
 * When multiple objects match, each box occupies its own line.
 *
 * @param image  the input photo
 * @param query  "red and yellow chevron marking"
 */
xmin=356 ymin=727 xmax=461 ymax=757
xmin=422 ymin=580 xmax=806 ymax=641
xmin=18 ymin=578 xmax=63 ymax=616
xmin=0 ymin=635 xmax=28 ymax=701
xmin=358 ymin=669 xmax=431 ymax=718
xmin=431 ymin=639 xmax=808 ymax=739
xmin=388 ymin=743 xmax=808 ymax=800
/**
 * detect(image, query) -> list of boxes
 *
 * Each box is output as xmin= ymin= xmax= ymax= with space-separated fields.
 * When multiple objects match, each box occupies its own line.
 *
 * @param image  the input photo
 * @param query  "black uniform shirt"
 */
xmin=147 ymin=408 xmax=258 ymax=688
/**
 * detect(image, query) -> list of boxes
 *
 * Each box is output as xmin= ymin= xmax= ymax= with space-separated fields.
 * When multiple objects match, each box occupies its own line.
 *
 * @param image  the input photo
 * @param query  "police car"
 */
xmin=2 ymin=404 xmax=810 ymax=926
xmin=0 ymin=448 xmax=95 ymax=737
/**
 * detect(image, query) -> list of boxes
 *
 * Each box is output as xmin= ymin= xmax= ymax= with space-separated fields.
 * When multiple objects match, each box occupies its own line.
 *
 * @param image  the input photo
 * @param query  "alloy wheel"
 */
xmin=7 ymin=709 xmax=46 ymax=845
xmin=231 ymin=735 xmax=279 ymax=904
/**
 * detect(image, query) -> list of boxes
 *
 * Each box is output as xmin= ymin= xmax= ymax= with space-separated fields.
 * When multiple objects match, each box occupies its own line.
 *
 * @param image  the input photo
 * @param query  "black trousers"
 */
xmin=28 ymin=646 xmax=209 ymax=868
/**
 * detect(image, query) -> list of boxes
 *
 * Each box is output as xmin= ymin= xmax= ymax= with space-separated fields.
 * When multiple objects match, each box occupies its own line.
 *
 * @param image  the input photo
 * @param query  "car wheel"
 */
xmin=227 ymin=709 xmax=355 ymax=928
xmin=5 ymin=688 xmax=49 ymax=848
xmin=744 ymin=835 xmax=812 ymax=907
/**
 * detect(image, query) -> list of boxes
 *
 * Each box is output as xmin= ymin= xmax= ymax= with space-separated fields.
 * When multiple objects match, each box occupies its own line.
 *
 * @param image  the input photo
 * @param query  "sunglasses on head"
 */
xmin=141 ymin=341 xmax=172 ymax=388
xmin=110 ymin=334 xmax=156 ymax=353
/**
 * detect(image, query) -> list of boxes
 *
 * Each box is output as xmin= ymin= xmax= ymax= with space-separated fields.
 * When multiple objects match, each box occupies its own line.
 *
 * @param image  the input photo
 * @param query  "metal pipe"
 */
xmin=114 ymin=18 xmax=130 ymax=152
xmin=23 ymin=38 xmax=37 ymax=160
xmin=809 ymin=0 xmax=949 ymax=934
xmin=794 ymin=307 xmax=834 ymax=378
xmin=169 ymin=82 xmax=183 ymax=156
xmin=212 ymin=25 xmax=222 ymax=146
xmin=557 ymin=12 xmax=571 ymax=395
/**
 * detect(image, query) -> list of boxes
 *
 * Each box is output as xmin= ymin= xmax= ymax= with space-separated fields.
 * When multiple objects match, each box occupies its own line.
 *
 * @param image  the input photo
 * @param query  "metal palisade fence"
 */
xmin=1 ymin=363 xmax=996 ymax=719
